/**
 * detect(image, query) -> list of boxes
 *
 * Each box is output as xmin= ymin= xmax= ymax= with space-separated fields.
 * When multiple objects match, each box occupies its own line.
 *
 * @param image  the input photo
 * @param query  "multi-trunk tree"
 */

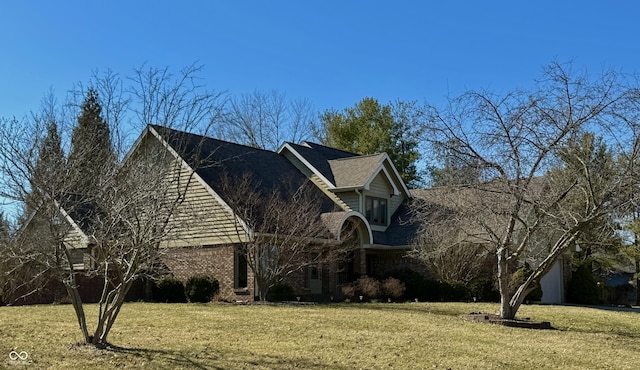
xmin=0 ymin=64 xmax=225 ymax=347
xmin=413 ymin=62 xmax=640 ymax=319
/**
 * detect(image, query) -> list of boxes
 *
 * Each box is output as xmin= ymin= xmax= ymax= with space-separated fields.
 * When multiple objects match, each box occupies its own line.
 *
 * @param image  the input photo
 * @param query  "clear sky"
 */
xmin=1 ymin=1 xmax=639 ymax=121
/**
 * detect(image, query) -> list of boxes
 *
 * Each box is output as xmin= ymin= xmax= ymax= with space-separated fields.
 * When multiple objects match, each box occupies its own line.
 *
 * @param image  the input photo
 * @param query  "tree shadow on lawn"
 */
xmin=105 ymin=344 xmax=345 ymax=369
xmin=104 ymin=344 xmax=220 ymax=370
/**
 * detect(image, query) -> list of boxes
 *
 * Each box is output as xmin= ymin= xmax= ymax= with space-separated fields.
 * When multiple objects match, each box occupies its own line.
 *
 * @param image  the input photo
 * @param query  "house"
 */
xmin=133 ymin=125 xmax=422 ymax=301
xmin=17 ymin=124 xmax=571 ymax=304
xmin=14 ymin=195 xmax=145 ymax=304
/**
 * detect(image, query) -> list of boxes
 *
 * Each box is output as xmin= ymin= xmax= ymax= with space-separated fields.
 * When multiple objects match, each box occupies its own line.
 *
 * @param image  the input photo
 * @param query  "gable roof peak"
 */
xmin=298 ymin=141 xmax=359 ymax=156
xmin=149 ymin=124 xmax=279 ymax=154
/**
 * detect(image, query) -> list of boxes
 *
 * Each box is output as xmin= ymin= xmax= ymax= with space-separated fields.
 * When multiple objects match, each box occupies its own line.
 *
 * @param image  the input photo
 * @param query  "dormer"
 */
xmin=278 ymin=142 xmax=411 ymax=232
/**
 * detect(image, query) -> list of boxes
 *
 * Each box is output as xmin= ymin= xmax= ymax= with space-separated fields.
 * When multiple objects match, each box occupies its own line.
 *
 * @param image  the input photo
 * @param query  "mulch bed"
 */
xmin=463 ymin=312 xmax=553 ymax=329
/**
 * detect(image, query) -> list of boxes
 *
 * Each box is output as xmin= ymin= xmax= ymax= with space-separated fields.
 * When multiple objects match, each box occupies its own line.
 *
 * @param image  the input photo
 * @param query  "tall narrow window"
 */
xmin=365 ymin=197 xmax=388 ymax=226
xmin=234 ymin=248 xmax=248 ymax=289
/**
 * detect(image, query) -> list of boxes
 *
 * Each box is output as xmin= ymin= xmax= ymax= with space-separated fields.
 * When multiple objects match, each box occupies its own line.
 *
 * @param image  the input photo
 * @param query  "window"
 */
xmin=234 ymin=248 xmax=248 ymax=289
xmin=365 ymin=197 xmax=387 ymax=226
xmin=68 ymin=248 xmax=85 ymax=270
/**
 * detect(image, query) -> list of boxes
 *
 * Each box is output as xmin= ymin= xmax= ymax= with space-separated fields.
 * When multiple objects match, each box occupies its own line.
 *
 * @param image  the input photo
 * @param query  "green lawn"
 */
xmin=1 ymin=302 xmax=639 ymax=369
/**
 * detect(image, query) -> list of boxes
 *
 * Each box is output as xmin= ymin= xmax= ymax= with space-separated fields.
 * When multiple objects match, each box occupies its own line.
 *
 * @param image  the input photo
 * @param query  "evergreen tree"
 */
xmin=316 ymin=98 xmax=421 ymax=186
xmin=0 ymin=212 xmax=9 ymax=241
xmin=27 ymin=120 xmax=66 ymax=211
xmin=550 ymin=133 xmax=622 ymax=270
xmin=68 ymin=88 xmax=115 ymax=196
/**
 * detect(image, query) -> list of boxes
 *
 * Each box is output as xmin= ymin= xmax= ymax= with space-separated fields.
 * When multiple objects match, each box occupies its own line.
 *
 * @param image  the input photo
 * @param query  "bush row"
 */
xmin=382 ymin=269 xmax=501 ymax=303
xmin=153 ymin=274 xmax=219 ymax=303
xmin=340 ymin=276 xmax=406 ymax=302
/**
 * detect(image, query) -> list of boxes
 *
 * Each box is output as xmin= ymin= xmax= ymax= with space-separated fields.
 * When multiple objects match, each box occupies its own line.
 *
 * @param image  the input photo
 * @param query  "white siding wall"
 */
xmin=540 ymin=260 xmax=564 ymax=304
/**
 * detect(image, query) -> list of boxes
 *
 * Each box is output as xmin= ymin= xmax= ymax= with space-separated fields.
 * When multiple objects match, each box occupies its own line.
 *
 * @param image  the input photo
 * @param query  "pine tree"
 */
xmin=317 ymin=98 xmax=421 ymax=186
xmin=28 ymin=120 xmax=65 ymax=207
xmin=67 ymin=88 xmax=115 ymax=196
xmin=0 ymin=212 xmax=9 ymax=241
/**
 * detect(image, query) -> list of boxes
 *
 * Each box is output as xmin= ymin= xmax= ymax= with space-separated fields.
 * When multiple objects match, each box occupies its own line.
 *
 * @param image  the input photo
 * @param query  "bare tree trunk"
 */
xmin=61 ymin=244 xmax=91 ymax=343
xmin=65 ymin=284 xmax=91 ymax=343
xmin=496 ymin=247 xmax=514 ymax=319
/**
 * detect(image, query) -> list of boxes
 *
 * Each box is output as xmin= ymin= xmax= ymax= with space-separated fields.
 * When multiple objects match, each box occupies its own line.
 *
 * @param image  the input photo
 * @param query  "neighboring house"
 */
xmin=16 ymin=195 xmax=145 ymax=304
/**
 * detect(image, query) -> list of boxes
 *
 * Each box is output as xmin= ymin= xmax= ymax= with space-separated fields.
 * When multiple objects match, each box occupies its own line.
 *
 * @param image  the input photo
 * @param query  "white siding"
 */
xmin=540 ymin=260 xmax=564 ymax=304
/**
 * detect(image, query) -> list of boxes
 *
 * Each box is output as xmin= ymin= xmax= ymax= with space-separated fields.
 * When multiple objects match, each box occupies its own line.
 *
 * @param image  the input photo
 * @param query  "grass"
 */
xmin=1 ymin=302 xmax=640 ymax=369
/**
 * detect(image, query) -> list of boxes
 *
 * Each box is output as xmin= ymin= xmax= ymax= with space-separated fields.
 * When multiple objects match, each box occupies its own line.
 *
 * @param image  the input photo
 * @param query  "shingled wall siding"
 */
xmin=163 ymin=245 xmax=255 ymax=301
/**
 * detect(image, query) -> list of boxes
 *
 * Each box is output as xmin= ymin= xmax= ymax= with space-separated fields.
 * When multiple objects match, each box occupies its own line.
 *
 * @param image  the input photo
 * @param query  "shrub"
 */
xmin=266 ymin=283 xmax=295 ymax=302
xmin=567 ymin=263 xmax=599 ymax=305
xmin=185 ymin=274 xmax=219 ymax=303
xmin=381 ymin=277 xmax=405 ymax=300
xmin=340 ymin=283 xmax=357 ymax=300
xmin=341 ymin=276 xmax=383 ymax=301
xmin=153 ymin=275 xmax=186 ymax=303
xmin=442 ymin=281 xmax=472 ymax=301
xmin=511 ymin=264 xmax=543 ymax=302
xmin=467 ymin=277 xmax=500 ymax=302
xmin=385 ymin=269 xmax=429 ymax=301
xmin=357 ymin=276 xmax=382 ymax=300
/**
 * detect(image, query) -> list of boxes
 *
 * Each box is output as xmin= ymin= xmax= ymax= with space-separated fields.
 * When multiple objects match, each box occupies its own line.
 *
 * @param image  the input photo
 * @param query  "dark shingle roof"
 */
xmin=284 ymin=142 xmax=357 ymax=185
xmin=372 ymin=201 xmax=421 ymax=247
xmin=151 ymin=126 xmax=337 ymax=216
xmin=56 ymin=193 xmax=101 ymax=236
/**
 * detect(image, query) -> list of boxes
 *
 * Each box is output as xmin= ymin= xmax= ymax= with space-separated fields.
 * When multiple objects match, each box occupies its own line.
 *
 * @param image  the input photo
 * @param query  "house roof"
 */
xmin=280 ymin=141 xmax=409 ymax=197
xmin=149 ymin=125 xmax=419 ymax=248
xmin=153 ymin=126 xmax=308 ymax=196
xmin=281 ymin=142 xmax=357 ymax=185
xmin=371 ymin=201 xmax=420 ymax=247
xmin=56 ymin=194 xmax=101 ymax=237
xmin=328 ymin=153 xmax=387 ymax=188
xmin=149 ymin=126 xmax=338 ymax=229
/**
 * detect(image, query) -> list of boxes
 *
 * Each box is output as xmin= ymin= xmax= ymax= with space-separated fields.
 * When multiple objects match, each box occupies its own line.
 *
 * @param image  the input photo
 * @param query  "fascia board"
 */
xmin=278 ymin=143 xmax=336 ymax=189
xmin=122 ymin=125 xmax=151 ymax=164
xmin=362 ymin=153 xmax=410 ymax=198
xmin=381 ymin=153 xmax=412 ymax=197
xmin=54 ymin=200 xmax=90 ymax=246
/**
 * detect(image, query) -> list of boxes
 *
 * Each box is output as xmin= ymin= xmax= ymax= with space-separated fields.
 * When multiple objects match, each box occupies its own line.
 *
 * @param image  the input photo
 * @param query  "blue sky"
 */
xmin=1 ymin=1 xmax=639 ymax=122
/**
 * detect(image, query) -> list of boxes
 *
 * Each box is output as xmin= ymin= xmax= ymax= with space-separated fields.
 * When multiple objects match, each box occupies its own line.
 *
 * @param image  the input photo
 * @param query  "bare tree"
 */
xmin=219 ymin=172 xmax=349 ymax=301
xmin=410 ymin=191 xmax=492 ymax=285
xmin=415 ymin=62 xmax=640 ymax=319
xmin=218 ymin=90 xmax=315 ymax=151
xmin=0 ymin=64 xmax=225 ymax=347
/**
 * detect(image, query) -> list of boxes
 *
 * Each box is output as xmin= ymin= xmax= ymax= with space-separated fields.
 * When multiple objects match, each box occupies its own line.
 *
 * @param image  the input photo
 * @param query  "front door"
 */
xmin=308 ymin=265 xmax=322 ymax=294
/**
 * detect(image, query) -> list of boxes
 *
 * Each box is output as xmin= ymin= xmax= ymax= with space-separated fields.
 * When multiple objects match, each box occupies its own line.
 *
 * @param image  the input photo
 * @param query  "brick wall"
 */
xmin=163 ymin=245 xmax=255 ymax=301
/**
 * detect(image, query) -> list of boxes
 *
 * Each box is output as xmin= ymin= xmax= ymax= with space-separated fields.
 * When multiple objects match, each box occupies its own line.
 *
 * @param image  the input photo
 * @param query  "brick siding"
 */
xmin=163 ymin=245 xmax=255 ymax=301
